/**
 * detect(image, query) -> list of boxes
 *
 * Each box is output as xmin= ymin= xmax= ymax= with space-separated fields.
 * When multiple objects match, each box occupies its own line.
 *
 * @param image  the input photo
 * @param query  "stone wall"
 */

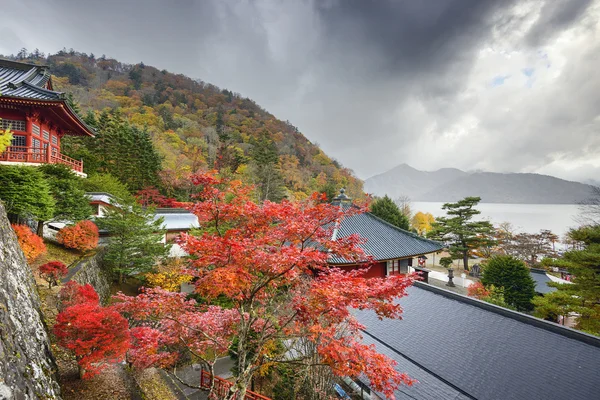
xmin=0 ymin=203 xmax=61 ymax=399
xmin=68 ymin=249 xmax=111 ymax=304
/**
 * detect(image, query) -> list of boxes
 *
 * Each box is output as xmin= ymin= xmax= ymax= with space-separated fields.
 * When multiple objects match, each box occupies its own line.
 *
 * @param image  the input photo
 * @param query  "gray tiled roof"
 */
xmin=330 ymin=211 xmax=443 ymax=264
xmin=154 ymin=209 xmax=199 ymax=231
xmin=530 ymin=268 xmax=559 ymax=294
xmin=0 ymin=59 xmax=62 ymax=100
xmin=354 ymin=282 xmax=600 ymax=400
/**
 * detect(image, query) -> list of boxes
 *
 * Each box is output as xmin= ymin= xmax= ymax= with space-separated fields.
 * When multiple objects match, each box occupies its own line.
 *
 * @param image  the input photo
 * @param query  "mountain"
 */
xmin=365 ymin=164 xmax=597 ymax=204
xmin=2 ymin=50 xmax=362 ymax=200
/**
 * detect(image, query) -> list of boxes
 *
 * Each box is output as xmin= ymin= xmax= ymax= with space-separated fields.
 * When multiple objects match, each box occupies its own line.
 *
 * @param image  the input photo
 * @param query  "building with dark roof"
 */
xmin=353 ymin=281 xmax=600 ymax=400
xmin=330 ymin=190 xmax=443 ymax=278
xmin=0 ymin=59 xmax=94 ymax=175
xmin=529 ymin=268 xmax=571 ymax=294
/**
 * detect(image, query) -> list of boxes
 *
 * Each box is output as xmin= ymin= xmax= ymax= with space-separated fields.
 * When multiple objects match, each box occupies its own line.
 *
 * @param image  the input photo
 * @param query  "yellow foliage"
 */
xmin=145 ymin=259 xmax=192 ymax=292
xmin=411 ymin=212 xmax=435 ymax=235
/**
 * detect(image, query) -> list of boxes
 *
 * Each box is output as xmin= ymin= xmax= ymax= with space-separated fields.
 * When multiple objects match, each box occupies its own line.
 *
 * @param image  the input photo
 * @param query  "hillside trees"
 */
xmin=113 ymin=172 xmax=414 ymax=399
xmin=96 ymin=199 xmax=169 ymax=283
xmin=21 ymin=50 xmax=364 ymax=200
xmin=370 ymin=195 xmax=410 ymax=230
xmin=429 ymin=196 xmax=495 ymax=270
xmin=481 ymin=255 xmax=536 ymax=311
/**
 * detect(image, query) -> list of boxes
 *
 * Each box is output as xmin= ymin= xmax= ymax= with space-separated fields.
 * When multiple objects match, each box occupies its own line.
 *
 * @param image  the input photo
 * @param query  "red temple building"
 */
xmin=0 ymin=59 xmax=94 ymax=175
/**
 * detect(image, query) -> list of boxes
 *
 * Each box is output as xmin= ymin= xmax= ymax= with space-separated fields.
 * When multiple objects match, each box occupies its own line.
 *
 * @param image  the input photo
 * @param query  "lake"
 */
xmin=412 ymin=202 xmax=583 ymax=238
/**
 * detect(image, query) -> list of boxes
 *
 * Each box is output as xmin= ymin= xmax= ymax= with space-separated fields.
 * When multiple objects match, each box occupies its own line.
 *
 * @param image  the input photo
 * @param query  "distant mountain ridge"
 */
xmin=365 ymin=164 xmax=597 ymax=204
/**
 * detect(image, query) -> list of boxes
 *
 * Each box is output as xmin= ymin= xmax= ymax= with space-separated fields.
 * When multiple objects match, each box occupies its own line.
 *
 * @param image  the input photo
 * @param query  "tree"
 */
xmin=370 ymin=195 xmax=410 ymax=230
xmin=12 ymin=224 xmax=47 ymax=263
xmin=0 ymin=117 xmax=12 ymax=153
xmin=113 ymin=172 xmax=415 ymax=399
xmin=481 ymin=255 xmax=536 ymax=311
xmin=395 ymin=195 xmax=412 ymax=220
xmin=96 ymin=199 xmax=169 ymax=283
xmin=57 ymin=220 xmax=99 ymax=252
xmin=38 ymin=164 xmax=92 ymax=234
xmin=578 ymin=185 xmax=600 ymax=225
xmin=250 ymin=132 xmax=285 ymax=202
xmin=411 ymin=211 xmax=435 ymax=236
xmin=0 ymin=166 xmax=55 ymax=225
xmin=58 ymin=281 xmax=100 ymax=311
xmin=80 ymin=173 xmax=133 ymax=202
xmin=429 ymin=197 xmax=494 ymax=271
xmin=503 ymin=230 xmax=558 ymax=265
xmin=39 ymin=261 xmax=68 ymax=288
xmin=535 ymin=225 xmax=600 ymax=334
xmin=54 ymin=292 xmax=130 ymax=378
xmin=144 ymin=258 xmax=192 ymax=292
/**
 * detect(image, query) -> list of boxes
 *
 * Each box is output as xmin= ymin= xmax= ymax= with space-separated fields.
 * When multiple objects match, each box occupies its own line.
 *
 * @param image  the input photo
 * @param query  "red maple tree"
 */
xmin=58 ymin=281 xmax=100 ymax=310
xmin=135 ymin=186 xmax=182 ymax=208
xmin=12 ymin=224 xmax=46 ymax=262
xmin=57 ymin=220 xmax=99 ymax=252
xmin=114 ymin=172 xmax=414 ymax=399
xmin=39 ymin=261 xmax=68 ymax=288
xmin=54 ymin=283 xmax=129 ymax=378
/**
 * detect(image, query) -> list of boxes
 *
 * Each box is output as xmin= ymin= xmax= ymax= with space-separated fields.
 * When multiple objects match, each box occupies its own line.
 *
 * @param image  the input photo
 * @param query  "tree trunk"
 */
xmin=463 ymin=252 xmax=469 ymax=271
xmin=37 ymin=220 xmax=44 ymax=237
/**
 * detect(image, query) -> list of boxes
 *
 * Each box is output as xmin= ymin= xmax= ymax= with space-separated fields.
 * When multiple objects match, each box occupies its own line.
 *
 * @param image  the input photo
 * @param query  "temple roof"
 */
xmin=0 ymin=59 xmax=60 ymax=100
xmin=0 ymin=59 xmax=94 ymax=136
xmin=330 ymin=210 xmax=443 ymax=264
xmin=354 ymin=282 xmax=600 ymax=399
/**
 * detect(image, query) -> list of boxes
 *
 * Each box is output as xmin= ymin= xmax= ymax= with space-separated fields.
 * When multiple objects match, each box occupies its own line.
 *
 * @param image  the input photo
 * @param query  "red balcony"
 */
xmin=0 ymin=146 xmax=83 ymax=173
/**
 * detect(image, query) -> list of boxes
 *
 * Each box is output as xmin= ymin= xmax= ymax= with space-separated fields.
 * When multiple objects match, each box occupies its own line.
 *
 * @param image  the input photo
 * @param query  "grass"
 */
xmin=32 ymin=241 xmax=84 ymax=270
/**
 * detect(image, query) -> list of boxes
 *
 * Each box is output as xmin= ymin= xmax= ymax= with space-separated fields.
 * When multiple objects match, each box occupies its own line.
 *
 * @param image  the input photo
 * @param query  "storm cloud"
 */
xmin=2 ymin=0 xmax=599 ymax=182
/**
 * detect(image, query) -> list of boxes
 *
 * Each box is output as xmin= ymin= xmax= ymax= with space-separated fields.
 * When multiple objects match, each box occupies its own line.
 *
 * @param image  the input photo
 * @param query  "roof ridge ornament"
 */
xmin=332 ymin=188 xmax=352 ymax=205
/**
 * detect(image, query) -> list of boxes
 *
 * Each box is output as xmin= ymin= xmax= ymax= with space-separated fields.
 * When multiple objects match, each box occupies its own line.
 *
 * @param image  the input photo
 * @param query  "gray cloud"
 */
xmin=2 ymin=0 xmax=599 ymax=182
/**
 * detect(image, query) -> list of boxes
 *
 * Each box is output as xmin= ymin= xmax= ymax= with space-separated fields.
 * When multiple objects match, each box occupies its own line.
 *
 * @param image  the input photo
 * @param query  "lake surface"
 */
xmin=412 ymin=202 xmax=582 ymax=238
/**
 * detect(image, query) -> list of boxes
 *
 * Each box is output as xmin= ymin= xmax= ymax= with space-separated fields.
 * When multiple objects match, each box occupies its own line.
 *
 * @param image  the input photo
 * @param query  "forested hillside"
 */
xmin=3 ymin=49 xmax=362 ymax=201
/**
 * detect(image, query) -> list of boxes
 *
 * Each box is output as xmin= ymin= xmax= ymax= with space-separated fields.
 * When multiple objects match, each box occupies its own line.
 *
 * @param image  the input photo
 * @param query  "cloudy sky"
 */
xmin=2 ymin=0 xmax=599 ymax=182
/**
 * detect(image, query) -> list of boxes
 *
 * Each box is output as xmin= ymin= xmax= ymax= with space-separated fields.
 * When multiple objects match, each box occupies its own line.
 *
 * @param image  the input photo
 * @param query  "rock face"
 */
xmin=0 ymin=203 xmax=61 ymax=399
xmin=67 ymin=249 xmax=111 ymax=304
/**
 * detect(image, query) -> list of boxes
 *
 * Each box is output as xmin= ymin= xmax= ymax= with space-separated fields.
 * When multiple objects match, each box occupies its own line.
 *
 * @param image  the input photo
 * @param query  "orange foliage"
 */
xmin=467 ymin=281 xmax=490 ymax=299
xmin=57 ymin=220 xmax=99 ymax=252
xmin=12 ymin=224 xmax=46 ymax=262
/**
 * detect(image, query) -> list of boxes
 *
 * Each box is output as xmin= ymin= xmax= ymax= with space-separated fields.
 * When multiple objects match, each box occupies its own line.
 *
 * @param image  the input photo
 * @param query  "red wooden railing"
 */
xmin=200 ymin=370 xmax=271 ymax=400
xmin=0 ymin=146 xmax=83 ymax=173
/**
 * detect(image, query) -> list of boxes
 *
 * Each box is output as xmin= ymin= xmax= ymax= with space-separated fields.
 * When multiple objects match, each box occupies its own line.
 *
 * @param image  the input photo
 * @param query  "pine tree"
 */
xmin=96 ymin=199 xmax=169 ymax=283
xmin=429 ymin=196 xmax=495 ymax=270
xmin=39 ymin=164 xmax=92 ymax=222
xmin=534 ymin=225 xmax=600 ymax=334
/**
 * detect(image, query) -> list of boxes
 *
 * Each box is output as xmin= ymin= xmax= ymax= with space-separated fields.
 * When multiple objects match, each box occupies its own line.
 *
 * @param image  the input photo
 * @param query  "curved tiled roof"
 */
xmin=0 ymin=59 xmax=95 ymax=137
xmin=330 ymin=210 xmax=443 ymax=264
xmin=0 ymin=59 xmax=61 ymax=100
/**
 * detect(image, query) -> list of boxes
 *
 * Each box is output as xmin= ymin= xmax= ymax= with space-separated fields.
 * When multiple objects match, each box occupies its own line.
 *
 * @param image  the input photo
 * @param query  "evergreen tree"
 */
xmin=534 ymin=225 xmax=600 ymax=334
xmin=370 ymin=195 xmax=410 ymax=230
xmin=0 ymin=166 xmax=55 ymax=224
xmin=39 ymin=164 xmax=92 ymax=222
xmin=81 ymin=173 xmax=132 ymax=202
xmin=429 ymin=196 xmax=495 ymax=270
xmin=250 ymin=132 xmax=285 ymax=202
xmin=481 ymin=255 xmax=536 ymax=311
xmin=96 ymin=199 xmax=169 ymax=283
xmin=61 ymin=110 xmax=162 ymax=191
